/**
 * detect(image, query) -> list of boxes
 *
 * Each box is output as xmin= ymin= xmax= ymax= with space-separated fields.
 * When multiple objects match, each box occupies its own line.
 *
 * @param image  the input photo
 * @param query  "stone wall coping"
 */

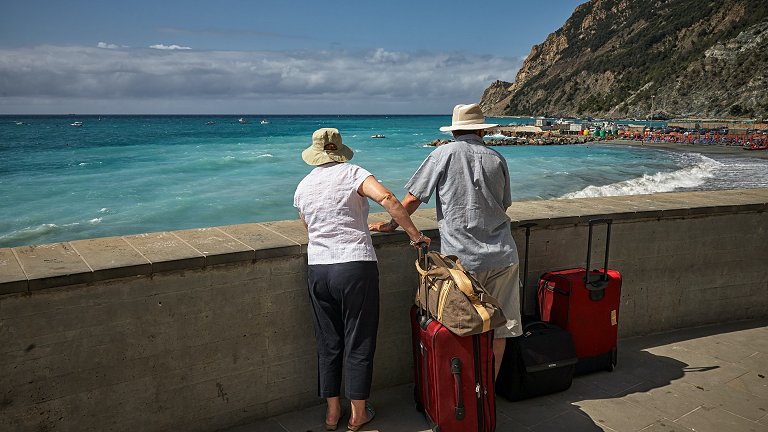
xmin=1 ymin=188 xmax=766 ymax=295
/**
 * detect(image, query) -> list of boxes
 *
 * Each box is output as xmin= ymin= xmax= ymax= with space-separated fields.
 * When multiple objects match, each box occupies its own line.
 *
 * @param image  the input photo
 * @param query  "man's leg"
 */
xmin=473 ymin=264 xmax=522 ymax=380
xmin=493 ymin=338 xmax=506 ymax=380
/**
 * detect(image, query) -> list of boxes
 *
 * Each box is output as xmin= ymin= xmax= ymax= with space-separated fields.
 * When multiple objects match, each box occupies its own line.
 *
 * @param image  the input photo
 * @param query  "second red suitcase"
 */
xmin=538 ymin=218 xmax=622 ymax=375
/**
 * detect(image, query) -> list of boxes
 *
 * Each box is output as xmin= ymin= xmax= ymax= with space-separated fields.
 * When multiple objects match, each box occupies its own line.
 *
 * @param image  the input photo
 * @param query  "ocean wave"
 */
xmin=0 ymin=223 xmax=61 ymax=244
xmin=560 ymin=155 xmax=722 ymax=199
xmin=0 ymin=221 xmax=89 ymax=246
xmin=190 ymin=154 xmax=275 ymax=167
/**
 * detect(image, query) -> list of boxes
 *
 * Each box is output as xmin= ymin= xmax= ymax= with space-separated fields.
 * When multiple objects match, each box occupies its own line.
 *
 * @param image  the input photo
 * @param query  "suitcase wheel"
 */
xmin=608 ymin=347 xmax=618 ymax=372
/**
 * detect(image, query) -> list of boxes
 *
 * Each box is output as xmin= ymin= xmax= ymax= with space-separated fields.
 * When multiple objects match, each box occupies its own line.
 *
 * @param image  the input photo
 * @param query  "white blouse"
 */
xmin=294 ymin=163 xmax=377 ymax=265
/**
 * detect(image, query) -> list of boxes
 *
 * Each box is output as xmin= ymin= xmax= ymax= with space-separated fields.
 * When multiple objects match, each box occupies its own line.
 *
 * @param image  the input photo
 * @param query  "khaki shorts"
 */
xmin=472 ymin=264 xmax=522 ymax=338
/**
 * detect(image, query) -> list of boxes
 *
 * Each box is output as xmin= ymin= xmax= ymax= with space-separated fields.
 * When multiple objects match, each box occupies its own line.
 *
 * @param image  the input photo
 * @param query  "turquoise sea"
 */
xmin=3 ymin=115 xmax=768 ymax=248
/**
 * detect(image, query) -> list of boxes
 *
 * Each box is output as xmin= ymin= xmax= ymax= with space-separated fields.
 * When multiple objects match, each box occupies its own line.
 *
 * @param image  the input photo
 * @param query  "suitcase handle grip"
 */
xmin=522 ymin=320 xmax=560 ymax=334
xmin=542 ymin=280 xmax=569 ymax=296
xmin=585 ymin=218 xmax=612 ymax=285
xmin=450 ymin=358 xmax=465 ymax=420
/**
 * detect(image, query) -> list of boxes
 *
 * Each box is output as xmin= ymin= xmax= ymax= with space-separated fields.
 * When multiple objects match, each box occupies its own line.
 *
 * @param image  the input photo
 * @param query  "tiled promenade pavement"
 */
xmin=227 ymin=319 xmax=768 ymax=432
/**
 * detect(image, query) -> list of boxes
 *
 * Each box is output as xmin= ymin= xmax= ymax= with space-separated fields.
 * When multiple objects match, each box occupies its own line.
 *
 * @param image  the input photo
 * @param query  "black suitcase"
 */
xmin=496 ymin=223 xmax=577 ymax=401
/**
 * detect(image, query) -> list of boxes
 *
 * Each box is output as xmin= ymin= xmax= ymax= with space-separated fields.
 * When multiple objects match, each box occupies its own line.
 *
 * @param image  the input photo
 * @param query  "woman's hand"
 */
xmin=409 ymin=233 xmax=431 ymax=249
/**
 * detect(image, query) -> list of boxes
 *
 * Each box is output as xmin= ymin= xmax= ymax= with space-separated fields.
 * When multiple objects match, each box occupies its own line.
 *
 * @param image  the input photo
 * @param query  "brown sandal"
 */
xmin=347 ymin=403 xmax=375 ymax=432
xmin=324 ymin=407 xmax=346 ymax=431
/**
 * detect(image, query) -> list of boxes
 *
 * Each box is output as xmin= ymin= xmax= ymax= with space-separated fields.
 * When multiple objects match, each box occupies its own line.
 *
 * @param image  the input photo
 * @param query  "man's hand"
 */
xmin=368 ymin=220 xmax=396 ymax=232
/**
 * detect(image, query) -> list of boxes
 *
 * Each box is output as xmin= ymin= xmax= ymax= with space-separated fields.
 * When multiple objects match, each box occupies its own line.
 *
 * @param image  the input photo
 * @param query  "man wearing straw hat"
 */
xmin=370 ymin=103 xmax=521 ymax=379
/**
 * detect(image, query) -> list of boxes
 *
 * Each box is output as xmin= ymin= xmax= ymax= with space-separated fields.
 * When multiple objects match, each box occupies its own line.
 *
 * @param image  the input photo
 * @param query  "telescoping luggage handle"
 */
xmin=417 ymin=244 xmax=432 ymax=330
xmin=520 ymin=222 xmax=537 ymax=319
xmin=585 ymin=218 xmax=613 ymax=300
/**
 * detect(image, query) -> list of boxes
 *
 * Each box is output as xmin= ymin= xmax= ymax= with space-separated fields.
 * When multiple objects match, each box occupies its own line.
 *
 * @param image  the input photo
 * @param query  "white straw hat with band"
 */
xmin=302 ymin=128 xmax=354 ymax=166
xmin=439 ymin=103 xmax=498 ymax=132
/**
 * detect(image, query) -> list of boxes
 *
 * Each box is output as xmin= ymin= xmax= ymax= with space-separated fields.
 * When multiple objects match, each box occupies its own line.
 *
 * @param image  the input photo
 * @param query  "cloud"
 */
xmin=149 ymin=44 xmax=192 ymax=50
xmin=97 ymin=42 xmax=119 ymax=49
xmin=0 ymin=45 xmax=521 ymax=113
xmin=367 ymin=48 xmax=409 ymax=64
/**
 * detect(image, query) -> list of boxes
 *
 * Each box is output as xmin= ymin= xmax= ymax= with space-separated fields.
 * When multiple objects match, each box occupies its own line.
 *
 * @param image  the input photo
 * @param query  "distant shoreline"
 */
xmin=599 ymin=139 xmax=768 ymax=160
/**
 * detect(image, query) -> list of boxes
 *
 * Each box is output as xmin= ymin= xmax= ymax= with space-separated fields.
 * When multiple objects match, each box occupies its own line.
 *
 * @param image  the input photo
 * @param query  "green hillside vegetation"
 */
xmin=486 ymin=0 xmax=768 ymax=119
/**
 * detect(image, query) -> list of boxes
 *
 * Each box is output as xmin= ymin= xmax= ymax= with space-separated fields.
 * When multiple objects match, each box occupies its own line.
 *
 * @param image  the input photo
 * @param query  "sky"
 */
xmin=0 ymin=0 xmax=586 ymax=114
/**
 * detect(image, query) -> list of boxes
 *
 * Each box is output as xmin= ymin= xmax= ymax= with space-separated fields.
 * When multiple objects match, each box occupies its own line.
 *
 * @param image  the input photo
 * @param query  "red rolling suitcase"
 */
xmin=411 ymin=248 xmax=496 ymax=432
xmin=538 ymin=218 xmax=622 ymax=375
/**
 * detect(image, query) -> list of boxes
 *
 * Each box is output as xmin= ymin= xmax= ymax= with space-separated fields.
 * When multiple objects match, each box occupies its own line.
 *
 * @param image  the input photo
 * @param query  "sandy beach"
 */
xmin=599 ymin=139 xmax=768 ymax=160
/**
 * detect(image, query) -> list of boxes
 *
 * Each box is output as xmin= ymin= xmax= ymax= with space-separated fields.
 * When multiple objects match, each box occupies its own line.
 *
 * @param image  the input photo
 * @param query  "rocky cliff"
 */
xmin=480 ymin=0 xmax=768 ymax=119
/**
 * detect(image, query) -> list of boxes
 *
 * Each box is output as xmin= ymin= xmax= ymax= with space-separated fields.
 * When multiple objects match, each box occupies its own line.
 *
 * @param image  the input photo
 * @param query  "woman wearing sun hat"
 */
xmin=294 ymin=127 xmax=430 ymax=431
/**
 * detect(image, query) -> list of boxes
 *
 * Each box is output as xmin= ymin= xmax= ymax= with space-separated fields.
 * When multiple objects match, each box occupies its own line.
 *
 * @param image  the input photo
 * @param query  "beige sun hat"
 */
xmin=439 ymin=103 xmax=498 ymax=132
xmin=301 ymin=128 xmax=354 ymax=166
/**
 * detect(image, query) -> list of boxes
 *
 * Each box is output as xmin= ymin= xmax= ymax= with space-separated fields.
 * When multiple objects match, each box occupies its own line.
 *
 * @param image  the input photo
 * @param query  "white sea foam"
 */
xmin=256 ymin=154 xmax=273 ymax=158
xmin=484 ymin=133 xmax=508 ymax=140
xmin=99 ymin=208 xmax=109 ymax=213
xmin=89 ymin=218 xmax=102 ymax=224
xmin=560 ymin=155 xmax=722 ymax=199
xmin=0 ymin=224 xmax=59 ymax=244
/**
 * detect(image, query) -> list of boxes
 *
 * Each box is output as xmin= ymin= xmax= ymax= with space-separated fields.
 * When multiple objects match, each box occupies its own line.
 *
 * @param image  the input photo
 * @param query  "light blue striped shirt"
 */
xmin=405 ymin=134 xmax=518 ymax=272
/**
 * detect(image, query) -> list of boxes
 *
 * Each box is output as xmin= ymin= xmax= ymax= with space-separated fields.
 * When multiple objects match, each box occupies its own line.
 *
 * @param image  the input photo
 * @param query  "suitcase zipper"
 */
xmin=420 ymin=341 xmax=430 ymax=411
xmin=472 ymin=335 xmax=484 ymax=431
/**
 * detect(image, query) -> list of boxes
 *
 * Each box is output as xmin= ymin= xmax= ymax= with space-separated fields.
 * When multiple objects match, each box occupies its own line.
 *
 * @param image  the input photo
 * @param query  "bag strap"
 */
xmin=448 ymin=268 xmax=492 ymax=333
xmin=414 ymin=260 xmax=453 ymax=280
xmin=427 ymin=252 xmax=457 ymax=269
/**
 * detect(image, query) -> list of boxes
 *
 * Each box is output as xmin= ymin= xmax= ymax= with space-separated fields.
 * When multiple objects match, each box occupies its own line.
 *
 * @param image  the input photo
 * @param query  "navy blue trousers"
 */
xmin=307 ymin=261 xmax=380 ymax=400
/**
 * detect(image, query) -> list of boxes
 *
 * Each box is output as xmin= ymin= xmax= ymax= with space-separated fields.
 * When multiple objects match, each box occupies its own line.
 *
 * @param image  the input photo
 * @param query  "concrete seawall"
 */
xmin=1 ymin=189 xmax=767 ymax=432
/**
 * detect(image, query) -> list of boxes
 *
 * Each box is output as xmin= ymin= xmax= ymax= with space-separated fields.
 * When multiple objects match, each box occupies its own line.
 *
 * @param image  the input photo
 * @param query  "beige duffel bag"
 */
xmin=415 ymin=251 xmax=507 ymax=336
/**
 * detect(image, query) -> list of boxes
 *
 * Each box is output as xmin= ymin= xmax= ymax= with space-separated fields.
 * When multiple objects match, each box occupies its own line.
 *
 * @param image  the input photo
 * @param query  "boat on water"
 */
xmin=371 ymin=134 xmax=386 ymax=139
xmin=14 ymin=121 xmax=25 ymax=126
xmin=70 ymin=121 xmax=83 ymax=127
xmin=238 ymin=118 xmax=248 ymax=124
xmin=206 ymin=121 xmax=216 ymax=125
xmin=260 ymin=119 xmax=270 ymax=124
